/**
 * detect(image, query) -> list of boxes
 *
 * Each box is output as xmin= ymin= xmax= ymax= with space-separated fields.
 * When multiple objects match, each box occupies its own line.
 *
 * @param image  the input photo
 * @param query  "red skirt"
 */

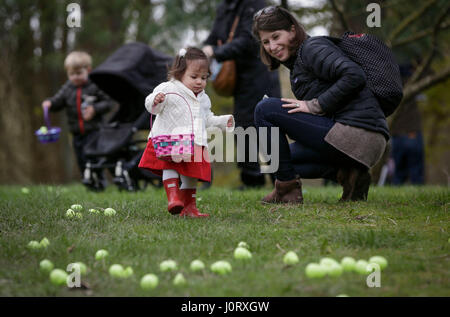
xmin=138 ymin=138 xmax=211 ymax=182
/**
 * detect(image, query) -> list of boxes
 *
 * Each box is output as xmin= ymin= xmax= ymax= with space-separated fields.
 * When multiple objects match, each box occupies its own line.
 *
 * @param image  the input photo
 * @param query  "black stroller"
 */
xmin=82 ymin=42 xmax=173 ymax=191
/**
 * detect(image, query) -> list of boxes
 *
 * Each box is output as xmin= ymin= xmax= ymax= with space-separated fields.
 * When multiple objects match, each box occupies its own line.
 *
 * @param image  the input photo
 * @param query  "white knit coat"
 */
xmin=145 ymin=79 xmax=234 ymax=147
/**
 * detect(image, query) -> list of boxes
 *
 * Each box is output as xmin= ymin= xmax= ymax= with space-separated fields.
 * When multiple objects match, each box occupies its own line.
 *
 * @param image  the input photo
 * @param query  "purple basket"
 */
xmin=151 ymin=92 xmax=194 ymax=162
xmin=35 ymin=107 xmax=61 ymax=144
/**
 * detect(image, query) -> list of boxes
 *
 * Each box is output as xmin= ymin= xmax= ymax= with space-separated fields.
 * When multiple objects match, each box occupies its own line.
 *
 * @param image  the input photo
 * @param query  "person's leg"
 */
xmin=392 ymin=136 xmax=409 ymax=185
xmin=254 ymin=97 xmax=350 ymax=180
xmin=179 ymin=175 xmax=208 ymax=218
xmin=289 ymin=142 xmax=338 ymax=181
xmin=162 ymin=169 xmax=179 ymax=181
xmin=255 ymin=97 xmax=369 ymax=202
xmin=255 ymin=97 xmax=338 ymax=203
xmin=236 ymin=127 xmax=266 ymax=188
xmin=287 ymin=121 xmax=370 ymax=201
xmin=291 ymin=137 xmax=371 ymax=201
xmin=336 ymin=164 xmax=371 ymax=201
xmin=289 ymin=137 xmax=373 ymax=201
xmin=83 ymin=131 xmax=107 ymax=188
xmin=162 ymin=169 xmax=183 ymax=215
xmin=406 ymin=132 xmax=425 ymax=185
xmin=179 ymin=174 xmax=197 ymax=189
xmin=77 ymin=133 xmax=105 ymax=191
xmin=72 ymin=134 xmax=86 ymax=178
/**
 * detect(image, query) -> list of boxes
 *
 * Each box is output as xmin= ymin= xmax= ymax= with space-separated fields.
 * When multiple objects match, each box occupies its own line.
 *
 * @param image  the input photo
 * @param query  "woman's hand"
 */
xmin=202 ymin=46 xmax=214 ymax=58
xmin=153 ymin=93 xmax=165 ymax=106
xmin=281 ymin=98 xmax=311 ymax=114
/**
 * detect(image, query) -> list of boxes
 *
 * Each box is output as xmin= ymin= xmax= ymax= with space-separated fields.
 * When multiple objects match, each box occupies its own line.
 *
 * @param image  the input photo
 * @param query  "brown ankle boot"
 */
xmin=337 ymin=167 xmax=371 ymax=202
xmin=350 ymin=169 xmax=371 ymax=201
xmin=337 ymin=168 xmax=351 ymax=201
xmin=261 ymin=178 xmax=303 ymax=204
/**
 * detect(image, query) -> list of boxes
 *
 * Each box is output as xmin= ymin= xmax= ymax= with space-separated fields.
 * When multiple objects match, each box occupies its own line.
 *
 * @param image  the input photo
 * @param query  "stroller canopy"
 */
xmin=90 ymin=42 xmax=173 ymax=123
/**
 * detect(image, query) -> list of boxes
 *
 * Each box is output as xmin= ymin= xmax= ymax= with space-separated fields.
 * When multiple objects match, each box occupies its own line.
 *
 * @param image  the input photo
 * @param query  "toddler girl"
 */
xmin=139 ymin=47 xmax=234 ymax=218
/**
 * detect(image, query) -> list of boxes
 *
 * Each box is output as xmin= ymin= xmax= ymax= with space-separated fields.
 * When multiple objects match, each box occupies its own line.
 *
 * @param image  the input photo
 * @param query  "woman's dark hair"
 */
xmin=168 ymin=47 xmax=211 ymax=80
xmin=252 ymin=6 xmax=306 ymax=70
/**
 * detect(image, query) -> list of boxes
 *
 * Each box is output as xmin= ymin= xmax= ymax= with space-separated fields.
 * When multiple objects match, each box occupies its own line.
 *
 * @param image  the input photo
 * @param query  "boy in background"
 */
xmin=42 ymin=51 xmax=114 ymax=188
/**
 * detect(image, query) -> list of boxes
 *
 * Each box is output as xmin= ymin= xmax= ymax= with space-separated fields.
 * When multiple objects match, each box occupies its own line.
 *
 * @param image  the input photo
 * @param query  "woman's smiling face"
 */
xmin=259 ymin=26 xmax=296 ymax=62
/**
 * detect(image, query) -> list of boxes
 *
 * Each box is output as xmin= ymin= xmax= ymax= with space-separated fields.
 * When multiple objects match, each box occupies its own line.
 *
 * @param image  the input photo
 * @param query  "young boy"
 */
xmin=42 ymin=51 xmax=114 ymax=187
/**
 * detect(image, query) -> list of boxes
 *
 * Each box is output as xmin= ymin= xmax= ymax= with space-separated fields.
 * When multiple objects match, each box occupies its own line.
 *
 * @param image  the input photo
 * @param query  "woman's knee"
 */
xmin=254 ymin=97 xmax=282 ymax=125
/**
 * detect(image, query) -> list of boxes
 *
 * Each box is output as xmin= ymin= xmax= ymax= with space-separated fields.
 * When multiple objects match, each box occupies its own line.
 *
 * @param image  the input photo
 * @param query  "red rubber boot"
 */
xmin=163 ymin=178 xmax=184 ymax=215
xmin=179 ymin=189 xmax=209 ymax=218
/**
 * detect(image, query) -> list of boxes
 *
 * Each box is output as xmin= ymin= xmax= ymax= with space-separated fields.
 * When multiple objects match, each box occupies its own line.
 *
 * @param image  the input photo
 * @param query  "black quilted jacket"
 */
xmin=286 ymin=36 xmax=389 ymax=140
xmin=47 ymin=79 xmax=114 ymax=135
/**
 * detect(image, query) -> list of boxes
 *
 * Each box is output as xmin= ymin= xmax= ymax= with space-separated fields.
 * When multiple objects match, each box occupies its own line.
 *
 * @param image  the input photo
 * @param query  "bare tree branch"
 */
xmin=390 ymin=20 xmax=450 ymax=48
xmin=345 ymin=0 xmax=410 ymax=18
xmin=387 ymin=0 xmax=437 ymax=45
xmin=408 ymin=4 xmax=450 ymax=83
xmin=403 ymin=66 xmax=450 ymax=101
xmin=390 ymin=66 xmax=450 ymax=127
xmin=328 ymin=0 xmax=349 ymax=31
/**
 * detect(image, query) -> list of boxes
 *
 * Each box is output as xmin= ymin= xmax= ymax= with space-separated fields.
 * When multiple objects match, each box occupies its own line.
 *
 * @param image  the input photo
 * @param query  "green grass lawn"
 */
xmin=0 ymin=184 xmax=448 ymax=297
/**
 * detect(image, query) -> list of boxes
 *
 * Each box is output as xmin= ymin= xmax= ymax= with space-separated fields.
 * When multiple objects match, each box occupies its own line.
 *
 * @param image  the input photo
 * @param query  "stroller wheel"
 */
xmin=126 ymin=179 xmax=139 ymax=192
xmin=113 ymin=169 xmax=138 ymax=191
xmin=82 ymin=171 xmax=106 ymax=192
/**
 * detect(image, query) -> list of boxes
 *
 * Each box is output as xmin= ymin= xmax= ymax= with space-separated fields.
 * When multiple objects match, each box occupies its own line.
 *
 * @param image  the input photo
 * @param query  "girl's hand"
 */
xmin=153 ymin=93 xmax=165 ymax=106
xmin=227 ymin=116 xmax=234 ymax=127
xmin=281 ymin=98 xmax=310 ymax=114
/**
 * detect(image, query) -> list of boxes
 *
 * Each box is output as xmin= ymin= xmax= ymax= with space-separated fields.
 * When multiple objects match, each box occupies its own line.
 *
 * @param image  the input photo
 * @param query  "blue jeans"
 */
xmin=391 ymin=132 xmax=424 ymax=185
xmin=254 ymin=98 xmax=362 ymax=181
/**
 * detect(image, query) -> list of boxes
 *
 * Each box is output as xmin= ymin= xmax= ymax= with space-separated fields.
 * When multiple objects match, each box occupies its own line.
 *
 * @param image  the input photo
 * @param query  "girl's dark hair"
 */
xmin=252 ymin=6 xmax=307 ymax=70
xmin=168 ymin=47 xmax=211 ymax=80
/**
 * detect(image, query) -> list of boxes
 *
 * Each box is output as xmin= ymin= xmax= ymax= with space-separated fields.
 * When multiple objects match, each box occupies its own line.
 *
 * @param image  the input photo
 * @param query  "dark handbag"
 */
xmin=212 ymin=15 xmax=240 ymax=97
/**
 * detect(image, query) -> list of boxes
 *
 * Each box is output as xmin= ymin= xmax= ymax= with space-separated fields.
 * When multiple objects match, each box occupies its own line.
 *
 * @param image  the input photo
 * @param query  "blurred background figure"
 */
xmin=203 ymin=0 xmax=281 ymax=189
xmin=42 ymin=51 xmax=114 ymax=190
xmin=390 ymin=63 xmax=425 ymax=185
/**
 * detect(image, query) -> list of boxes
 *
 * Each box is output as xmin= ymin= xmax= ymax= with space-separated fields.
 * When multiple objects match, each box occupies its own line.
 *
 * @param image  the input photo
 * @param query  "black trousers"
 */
xmin=72 ymin=132 xmax=99 ymax=178
xmin=235 ymin=125 xmax=267 ymax=187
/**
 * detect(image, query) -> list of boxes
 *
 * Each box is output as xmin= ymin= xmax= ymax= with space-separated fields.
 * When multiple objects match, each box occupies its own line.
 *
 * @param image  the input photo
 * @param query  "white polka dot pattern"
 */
xmin=325 ymin=32 xmax=403 ymax=117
